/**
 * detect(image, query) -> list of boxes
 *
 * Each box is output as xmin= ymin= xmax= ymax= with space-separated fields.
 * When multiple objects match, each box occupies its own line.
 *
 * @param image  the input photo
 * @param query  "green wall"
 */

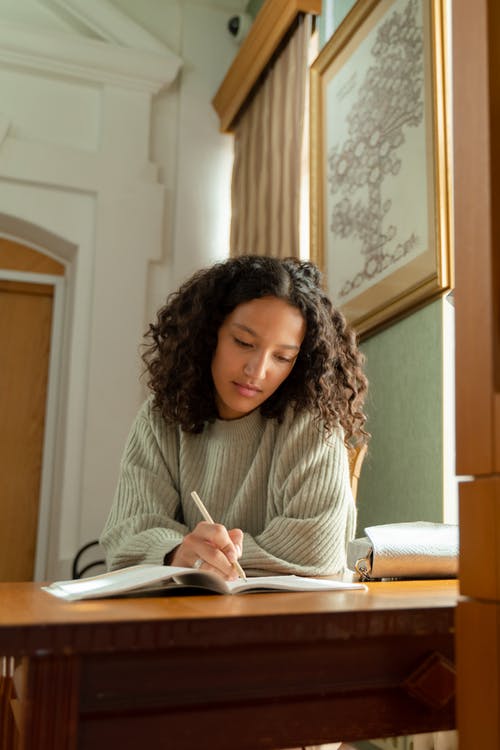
xmin=245 ymin=0 xmax=264 ymax=18
xmin=318 ymin=0 xmax=357 ymax=47
xmin=356 ymin=300 xmax=444 ymax=533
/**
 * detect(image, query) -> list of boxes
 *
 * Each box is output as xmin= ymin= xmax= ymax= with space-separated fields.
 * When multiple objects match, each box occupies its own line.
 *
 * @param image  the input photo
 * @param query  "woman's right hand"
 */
xmin=170 ymin=521 xmax=243 ymax=580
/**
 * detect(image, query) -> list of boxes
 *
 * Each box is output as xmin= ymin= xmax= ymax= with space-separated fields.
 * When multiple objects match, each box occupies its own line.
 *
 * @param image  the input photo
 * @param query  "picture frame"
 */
xmin=310 ymin=0 xmax=452 ymax=338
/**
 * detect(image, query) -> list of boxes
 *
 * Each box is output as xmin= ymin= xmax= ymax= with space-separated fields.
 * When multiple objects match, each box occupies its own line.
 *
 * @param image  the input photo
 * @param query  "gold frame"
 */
xmin=310 ymin=0 xmax=452 ymax=337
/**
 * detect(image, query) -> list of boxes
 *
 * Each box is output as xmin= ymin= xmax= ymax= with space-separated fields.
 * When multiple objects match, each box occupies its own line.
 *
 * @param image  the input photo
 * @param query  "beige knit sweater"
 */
xmin=100 ymin=398 xmax=356 ymax=576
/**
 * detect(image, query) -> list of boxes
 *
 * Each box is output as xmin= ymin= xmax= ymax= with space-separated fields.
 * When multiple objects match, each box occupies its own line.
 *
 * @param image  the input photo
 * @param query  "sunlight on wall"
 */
xmin=357 ymin=300 xmax=446 ymax=532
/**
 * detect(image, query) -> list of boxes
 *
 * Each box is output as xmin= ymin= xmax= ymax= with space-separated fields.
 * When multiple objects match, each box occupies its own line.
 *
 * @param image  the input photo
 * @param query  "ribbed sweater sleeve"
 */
xmin=100 ymin=400 xmax=356 ymax=576
xmin=100 ymin=401 xmax=186 ymax=570
xmin=238 ymin=409 xmax=356 ymax=576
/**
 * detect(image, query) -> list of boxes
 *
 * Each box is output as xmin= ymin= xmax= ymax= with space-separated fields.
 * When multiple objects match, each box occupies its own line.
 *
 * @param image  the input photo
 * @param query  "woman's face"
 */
xmin=211 ymin=295 xmax=306 ymax=420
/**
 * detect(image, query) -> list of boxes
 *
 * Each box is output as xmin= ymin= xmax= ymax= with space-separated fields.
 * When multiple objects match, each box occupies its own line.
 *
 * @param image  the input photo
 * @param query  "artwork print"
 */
xmin=325 ymin=0 xmax=429 ymax=304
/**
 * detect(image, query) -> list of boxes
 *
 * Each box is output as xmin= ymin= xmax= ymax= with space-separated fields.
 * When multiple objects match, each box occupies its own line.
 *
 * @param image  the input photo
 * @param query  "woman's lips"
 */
xmin=233 ymin=382 xmax=262 ymax=397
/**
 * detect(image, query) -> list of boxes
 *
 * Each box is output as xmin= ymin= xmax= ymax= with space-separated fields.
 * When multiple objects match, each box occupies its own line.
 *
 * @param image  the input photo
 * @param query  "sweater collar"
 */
xmin=207 ymin=408 xmax=267 ymax=442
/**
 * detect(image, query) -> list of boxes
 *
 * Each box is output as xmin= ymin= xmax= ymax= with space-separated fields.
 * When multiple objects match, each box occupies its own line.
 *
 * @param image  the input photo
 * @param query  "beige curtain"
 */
xmin=230 ymin=14 xmax=312 ymax=259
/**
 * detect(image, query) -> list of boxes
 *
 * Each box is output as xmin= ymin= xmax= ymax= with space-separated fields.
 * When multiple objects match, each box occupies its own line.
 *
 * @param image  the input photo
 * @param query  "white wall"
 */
xmin=0 ymin=0 xmax=244 ymax=578
xmin=112 ymin=0 xmax=242 ymax=319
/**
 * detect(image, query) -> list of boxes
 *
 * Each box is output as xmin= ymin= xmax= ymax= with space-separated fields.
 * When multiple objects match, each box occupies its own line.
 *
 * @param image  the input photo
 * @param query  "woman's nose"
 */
xmin=243 ymin=352 xmax=267 ymax=379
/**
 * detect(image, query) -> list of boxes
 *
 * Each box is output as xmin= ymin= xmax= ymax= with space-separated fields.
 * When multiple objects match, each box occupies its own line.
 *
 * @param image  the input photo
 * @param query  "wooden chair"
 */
xmin=348 ymin=442 xmax=368 ymax=503
xmin=71 ymin=540 xmax=105 ymax=579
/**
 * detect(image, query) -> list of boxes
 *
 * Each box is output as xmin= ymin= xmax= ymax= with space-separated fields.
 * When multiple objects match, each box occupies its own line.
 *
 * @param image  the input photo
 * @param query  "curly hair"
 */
xmin=142 ymin=255 xmax=368 ymax=444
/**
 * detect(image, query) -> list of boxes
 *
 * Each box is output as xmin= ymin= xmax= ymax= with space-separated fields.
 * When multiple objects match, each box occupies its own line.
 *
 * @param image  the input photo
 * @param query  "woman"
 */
xmin=100 ymin=255 xmax=368 ymax=579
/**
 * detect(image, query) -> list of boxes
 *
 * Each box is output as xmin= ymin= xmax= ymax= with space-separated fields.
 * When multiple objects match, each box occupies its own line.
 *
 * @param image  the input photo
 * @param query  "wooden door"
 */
xmin=0 ymin=239 xmax=64 ymax=581
xmin=453 ymin=0 xmax=500 ymax=746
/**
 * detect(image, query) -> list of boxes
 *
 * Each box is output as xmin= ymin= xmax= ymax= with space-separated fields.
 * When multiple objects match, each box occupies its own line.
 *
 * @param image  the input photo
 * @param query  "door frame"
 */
xmin=0 ymin=268 xmax=66 ymax=580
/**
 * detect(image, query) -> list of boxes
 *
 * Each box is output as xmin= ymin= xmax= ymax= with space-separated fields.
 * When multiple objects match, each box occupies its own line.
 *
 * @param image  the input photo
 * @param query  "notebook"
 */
xmin=42 ymin=563 xmax=367 ymax=601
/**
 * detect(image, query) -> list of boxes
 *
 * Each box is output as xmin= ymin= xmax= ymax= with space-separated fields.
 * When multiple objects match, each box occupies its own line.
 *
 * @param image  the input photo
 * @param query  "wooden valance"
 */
xmin=212 ymin=0 xmax=321 ymax=133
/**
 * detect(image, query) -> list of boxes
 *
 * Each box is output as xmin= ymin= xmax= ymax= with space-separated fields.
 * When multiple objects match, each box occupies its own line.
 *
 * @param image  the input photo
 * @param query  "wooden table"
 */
xmin=0 ymin=579 xmax=458 ymax=749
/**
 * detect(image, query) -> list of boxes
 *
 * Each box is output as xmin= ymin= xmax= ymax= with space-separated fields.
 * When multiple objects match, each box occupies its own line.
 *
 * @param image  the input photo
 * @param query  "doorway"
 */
xmin=0 ymin=238 xmax=65 ymax=581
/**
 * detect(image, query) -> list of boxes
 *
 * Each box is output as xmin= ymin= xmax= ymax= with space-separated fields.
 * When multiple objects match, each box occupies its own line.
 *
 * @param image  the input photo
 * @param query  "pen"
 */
xmin=190 ymin=490 xmax=247 ymax=580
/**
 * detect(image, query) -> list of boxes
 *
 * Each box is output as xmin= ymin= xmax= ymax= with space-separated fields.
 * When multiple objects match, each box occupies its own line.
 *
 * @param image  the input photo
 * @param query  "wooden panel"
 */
xmin=453 ymin=0 xmax=495 ymax=476
xmin=459 ymin=477 xmax=500 ymax=600
xmin=16 ymin=656 xmax=80 ymax=750
xmin=489 ymin=2 xmax=500 ymax=441
xmin=496 ymin=392 xmax=500 ymax=469
xmin=456 ymin=600 xmax=500 ymax=747
xmin=0 ymin=282 xmax=54 ymax=581
xmin=212 ymin=0 xmax=321 ymax=133
xmin=0 ymin=280 xmax=55 ymax=297
xmin=77 ymin=608 xmax=454 ymax=747
xmin=453 ymin=0 xmax=500 ymax=745
xmin=76 ymin=615 xmax=455 ymax=746
xmin=0 ymin=238 xmax=65 ymax=276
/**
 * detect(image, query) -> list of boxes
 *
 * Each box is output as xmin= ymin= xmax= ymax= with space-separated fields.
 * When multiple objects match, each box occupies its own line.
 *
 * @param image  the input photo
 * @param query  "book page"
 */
xmin=226 ymin=575 xmax=367 ymax=594
xmin=43 ymin=564 xmax=194 ymax=601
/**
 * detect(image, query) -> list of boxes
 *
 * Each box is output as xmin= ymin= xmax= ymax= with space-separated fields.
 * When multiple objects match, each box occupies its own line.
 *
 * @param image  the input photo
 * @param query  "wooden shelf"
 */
xmin=212 ymin=0 xmax=321 ymax=133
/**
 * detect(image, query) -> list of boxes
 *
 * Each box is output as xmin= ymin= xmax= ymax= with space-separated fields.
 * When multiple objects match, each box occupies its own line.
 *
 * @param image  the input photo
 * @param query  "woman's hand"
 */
xmin=170 ymin=522 xmax=243 ymax=580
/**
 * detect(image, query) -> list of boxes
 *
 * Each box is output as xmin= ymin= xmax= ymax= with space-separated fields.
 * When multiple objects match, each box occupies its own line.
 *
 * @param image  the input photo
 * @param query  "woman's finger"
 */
xmin=228 ymin=528 xmax=244 ymax=557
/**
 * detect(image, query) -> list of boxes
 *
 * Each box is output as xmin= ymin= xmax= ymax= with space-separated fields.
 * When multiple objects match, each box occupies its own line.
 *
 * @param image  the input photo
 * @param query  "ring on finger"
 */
xmin=193 ymin=558 xmax=203 ymax=570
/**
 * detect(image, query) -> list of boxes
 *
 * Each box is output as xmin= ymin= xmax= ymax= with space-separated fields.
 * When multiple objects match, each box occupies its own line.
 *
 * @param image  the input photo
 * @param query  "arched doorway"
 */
xmin=0 ymin=238 xmax=65 ymax=580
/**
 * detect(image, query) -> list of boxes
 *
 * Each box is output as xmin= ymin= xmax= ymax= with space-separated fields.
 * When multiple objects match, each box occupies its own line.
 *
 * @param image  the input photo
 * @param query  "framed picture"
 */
xmin=310 ymin=0 xmax=452 ymax=337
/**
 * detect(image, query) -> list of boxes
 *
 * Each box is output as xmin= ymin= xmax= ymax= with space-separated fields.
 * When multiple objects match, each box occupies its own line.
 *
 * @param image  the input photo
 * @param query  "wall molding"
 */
xmin=41 ymin=0 xmax=171 ymax=53
xmin=0 ymin=19 xmax=181 ymax=92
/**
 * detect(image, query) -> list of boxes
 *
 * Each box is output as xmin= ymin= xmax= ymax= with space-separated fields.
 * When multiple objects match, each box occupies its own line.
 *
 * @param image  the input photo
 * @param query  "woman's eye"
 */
xmin=234 ymin=337 xmax=252 ymax=348
xmin=275 ymin=354 xmax=293 ymax=364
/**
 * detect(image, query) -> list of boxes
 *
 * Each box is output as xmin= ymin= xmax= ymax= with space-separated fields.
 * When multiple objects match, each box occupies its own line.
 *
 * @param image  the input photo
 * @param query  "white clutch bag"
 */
xmin=347 ymin=521 xmax=459 ymax=581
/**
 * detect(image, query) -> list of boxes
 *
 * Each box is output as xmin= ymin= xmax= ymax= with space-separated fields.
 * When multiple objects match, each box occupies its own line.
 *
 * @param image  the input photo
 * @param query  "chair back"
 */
xmin=348 ymin=443 xmax=368 ymax=503
xmin=72 ymin=540 xmax=106 ymax=579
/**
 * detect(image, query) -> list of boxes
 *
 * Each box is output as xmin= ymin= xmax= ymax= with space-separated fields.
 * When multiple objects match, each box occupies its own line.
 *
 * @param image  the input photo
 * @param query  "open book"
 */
xmin=42 ymin=564 xmax=367 ymax=601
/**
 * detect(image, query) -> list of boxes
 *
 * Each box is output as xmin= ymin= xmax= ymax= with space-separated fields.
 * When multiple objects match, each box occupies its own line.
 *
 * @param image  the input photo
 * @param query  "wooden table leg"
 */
xmin=1 ymin=656 xmax=18 ymax=750
xmin=16 ymin=655 xmax=80 ymax=750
